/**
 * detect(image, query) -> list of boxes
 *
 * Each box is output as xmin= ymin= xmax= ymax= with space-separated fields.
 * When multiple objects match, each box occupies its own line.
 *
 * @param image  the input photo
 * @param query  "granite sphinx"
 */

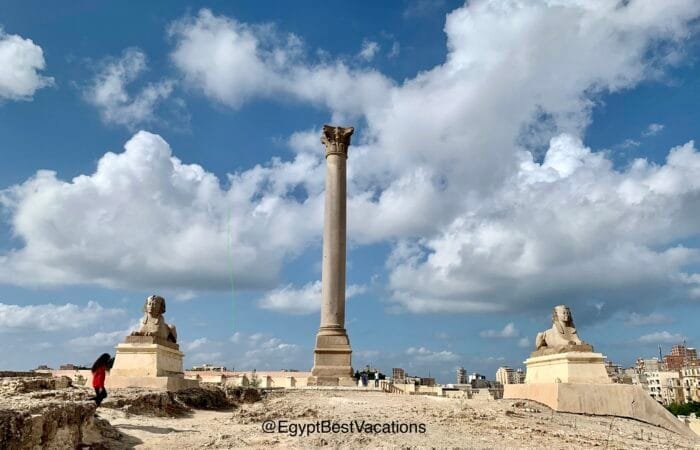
xmin=130 ymin=295 xmax=177 ymax=344
xmin=533 ymin=305 xmax=593 ymax=356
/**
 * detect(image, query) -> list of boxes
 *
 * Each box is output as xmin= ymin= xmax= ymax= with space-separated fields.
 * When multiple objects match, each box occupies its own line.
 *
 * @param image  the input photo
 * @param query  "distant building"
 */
xmin=646 ymin=371 xmax=683 ymax=405
xmin=191 ymin=363 xmax=227 ymax=372
xmin=495 ymin=366 xmax=525 ymax=385
xmin=664 ymin=344 xmax=698 ymax=371
xmin=468 ymin=372 xmax=485 ymax=383
xmin=681 ymin=364 xmax=700 ymax=403
xmin=456 ymin=367 xmax=467 ymax=384
xmin=496 ymin=367 xmax=513 ymax=385
xmin=392 ymin=368 xmax=405 ymax=381
xmin=58 ymin=364 xmax=86 ymax=370
xmin=636 ymin=357 xmax=662 ymax=373
xmin=34 ymin=365 xmax=52 ymax=371
xmin=604 ymin=360 xmax=631 ymax=383
xmin=419 ymin=377 xmax=435 ymax=387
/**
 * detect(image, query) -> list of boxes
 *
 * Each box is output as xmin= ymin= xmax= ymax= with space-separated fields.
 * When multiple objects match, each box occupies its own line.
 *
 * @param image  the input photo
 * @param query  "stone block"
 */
xmin=106 ymin=341 xmax=198 ymax=392
xmin=504 ymin=383 xmax=697 ymax=439
xmin=524 ymin=351 xmax=611 ymax=384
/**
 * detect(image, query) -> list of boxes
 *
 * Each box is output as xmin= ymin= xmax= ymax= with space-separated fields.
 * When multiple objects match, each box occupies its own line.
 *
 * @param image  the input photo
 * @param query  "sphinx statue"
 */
xmin=533 ymin=305 xmax=593 ymax=355
xmin=130 ymin=295 xmax=177 ymax=343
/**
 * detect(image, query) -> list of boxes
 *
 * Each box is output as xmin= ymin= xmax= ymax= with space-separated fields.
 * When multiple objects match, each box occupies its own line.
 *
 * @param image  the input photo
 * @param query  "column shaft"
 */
xmin=320 ymin=153 xmax=346 ymax=329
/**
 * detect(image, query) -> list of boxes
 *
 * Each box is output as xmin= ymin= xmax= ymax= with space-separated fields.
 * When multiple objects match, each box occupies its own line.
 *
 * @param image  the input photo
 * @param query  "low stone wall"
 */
xmin=188 ymin=371 xmax=311 ymax=389
xmin=0 ymin=371 xmax=52 ymax=378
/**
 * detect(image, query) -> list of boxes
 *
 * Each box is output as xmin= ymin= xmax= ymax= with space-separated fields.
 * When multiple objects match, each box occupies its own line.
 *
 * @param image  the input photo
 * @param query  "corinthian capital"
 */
xmin=321 ymin=125 xmax=354 ymax=159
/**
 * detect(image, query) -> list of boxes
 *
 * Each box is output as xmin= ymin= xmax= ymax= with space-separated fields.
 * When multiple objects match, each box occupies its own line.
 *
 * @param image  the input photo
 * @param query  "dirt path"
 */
xmin=98 ymin=389 xmax=700 ymax=449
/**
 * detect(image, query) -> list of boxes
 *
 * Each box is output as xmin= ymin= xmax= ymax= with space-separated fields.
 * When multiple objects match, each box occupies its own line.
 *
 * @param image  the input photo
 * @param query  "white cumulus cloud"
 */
xmin=358 ymin=40 xmax=380 ymax=61
xmin=480 ymin=323 xmax=520 ymax=339
xmin=386 ymin=137 xmax=700 ymax=314
xmin=643 ymin=123 xmax=665 ymax=137
xmin=169 ymin=9 xmax=393 ymax=120
xmin=0 ymin=301 xmax=124 ymax=332
xmin=84 ymin=48 xmax=175 ymax=129
xmin=638 ymin=331 xmax=686 ymax=345
xmin=0 ymin=29 xmax=53 ymax=100
xmin=0 ymin=131 xmax=326 ymax=291
xmin=405 ymin=346 xmax=459 ymax=363
xmin=258 ymin=280 xmax=367 ymax=314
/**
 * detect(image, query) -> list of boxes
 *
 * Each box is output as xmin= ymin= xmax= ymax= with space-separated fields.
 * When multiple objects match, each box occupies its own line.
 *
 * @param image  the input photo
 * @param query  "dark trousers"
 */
xmin=93 ymin=387 xmax=107 ymax=406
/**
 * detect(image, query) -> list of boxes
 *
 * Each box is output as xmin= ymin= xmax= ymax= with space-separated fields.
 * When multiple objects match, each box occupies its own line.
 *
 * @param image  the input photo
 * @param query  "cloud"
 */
xmin=66 ymin=318 xmax=141 ymax=351
xmin=243 ymin=334 xmax=301 ymax=369
xmin=624 ymin=312 xmax=673 ymax=326
xmin=618 ymin=138 xmax=641 ymax=149
xmin=258 ymin=281 xmax=367 ymax=314
xmin=403 ymin=0 xmax=447 ymax=19
xmin=184 ymin=337 xmax=210 ymax=351
xmin=0 ymin=301 xmax=125 ymax=331
xmin=84 ymin=48 xmax=175 ymax=129
xmin=517 ymin=337 xmax=530 ymax=348
xmin=0 ymin=29 xmax=53 ymax=100
xmin=358 ymin=40 xmax=380 ymax=61
xmin=386 ymin=137 xmax=700 ymax=314
xmin=168 ymin=331 xmax=307 ymax=370
xmin=68 ymin=329 xmax=127 ymax=349
xmin=643 ymin=123 xmax=665 ymax=137
xmin=0 ymin=131 xmax=327 ymax=291
xmin=480 ymin=323 xmax=520 ymax=339
xmin=405 ymin=346 xmax=459 ymax=363
xmin=638 ymin=331 xmax=685 ymax=345
xmin=388 ymin=41 xmax=400 ymax=59
xmin=190 ymin=352 xmax=223 ymax=363
xmin=169 ymin=9 xmax=393 ymax=119
xmin=355 ymin=350 xmax=380 ymax=359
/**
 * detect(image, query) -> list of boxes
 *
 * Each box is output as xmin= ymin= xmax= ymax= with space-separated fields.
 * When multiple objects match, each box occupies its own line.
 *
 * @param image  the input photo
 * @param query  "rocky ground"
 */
xmin=0 ymin=375 xmax=258 ymax=449
xmin=1 ymin=377 xmax=699 ymax=449
xmin=90 ymin=389 xmax=700 ymax=449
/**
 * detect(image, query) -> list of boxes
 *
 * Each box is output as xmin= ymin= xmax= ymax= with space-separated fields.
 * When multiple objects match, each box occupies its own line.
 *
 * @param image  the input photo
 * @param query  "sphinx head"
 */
xmin=144 ymin=295 xmax=166 ymax=317
xmin=552 ymin=305 xmax=574 ymax=328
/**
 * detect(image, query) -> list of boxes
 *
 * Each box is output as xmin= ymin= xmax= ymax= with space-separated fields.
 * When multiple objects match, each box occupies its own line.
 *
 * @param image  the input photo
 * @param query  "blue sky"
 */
xmin=1 ymin=0 xmax=700 ymax=383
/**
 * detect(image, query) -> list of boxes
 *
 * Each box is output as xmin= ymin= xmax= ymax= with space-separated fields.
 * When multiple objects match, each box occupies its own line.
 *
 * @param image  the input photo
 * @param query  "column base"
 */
xmin=308 ymin=327 xmax=353 ymax=386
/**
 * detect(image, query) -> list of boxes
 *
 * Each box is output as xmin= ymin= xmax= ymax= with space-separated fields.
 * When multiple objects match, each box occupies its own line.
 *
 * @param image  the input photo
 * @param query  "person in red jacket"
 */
xmin=90 ymin=353 xmax=112 ymax=406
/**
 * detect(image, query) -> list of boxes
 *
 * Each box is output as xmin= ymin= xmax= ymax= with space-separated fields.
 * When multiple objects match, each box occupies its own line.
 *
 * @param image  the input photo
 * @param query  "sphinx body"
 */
xmin=130 ymin=295 xmax=177 ymax=343
xmin=534 ymin=305 xmax=592 ymax=355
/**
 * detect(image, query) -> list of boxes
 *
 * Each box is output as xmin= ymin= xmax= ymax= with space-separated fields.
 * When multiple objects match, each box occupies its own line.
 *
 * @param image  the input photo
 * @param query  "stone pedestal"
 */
xmin=308 ymin=327 xmax=355 ymax=386
xmin=106 ymin=336 xmax=198 ymax=391
xmin=503 ymin=351 xmax=696 ymax=438
xmin=524 ymin=351 xmax=611 ymax=384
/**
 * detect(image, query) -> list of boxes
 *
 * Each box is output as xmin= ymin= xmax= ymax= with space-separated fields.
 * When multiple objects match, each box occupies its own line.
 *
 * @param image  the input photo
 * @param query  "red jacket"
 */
xmin=92 ymin=366 xmax=106 ymax=388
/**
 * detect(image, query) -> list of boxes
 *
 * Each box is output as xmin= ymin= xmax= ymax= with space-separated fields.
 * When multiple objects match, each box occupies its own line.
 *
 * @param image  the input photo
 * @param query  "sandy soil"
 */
xmin=98 ymin=389 xmax=700 ymax=449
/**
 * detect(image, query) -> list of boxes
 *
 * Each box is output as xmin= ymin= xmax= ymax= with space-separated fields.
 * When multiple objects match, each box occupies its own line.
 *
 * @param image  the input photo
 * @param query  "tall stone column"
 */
xmin=309 ymin=125 xmax=355 ymax=386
